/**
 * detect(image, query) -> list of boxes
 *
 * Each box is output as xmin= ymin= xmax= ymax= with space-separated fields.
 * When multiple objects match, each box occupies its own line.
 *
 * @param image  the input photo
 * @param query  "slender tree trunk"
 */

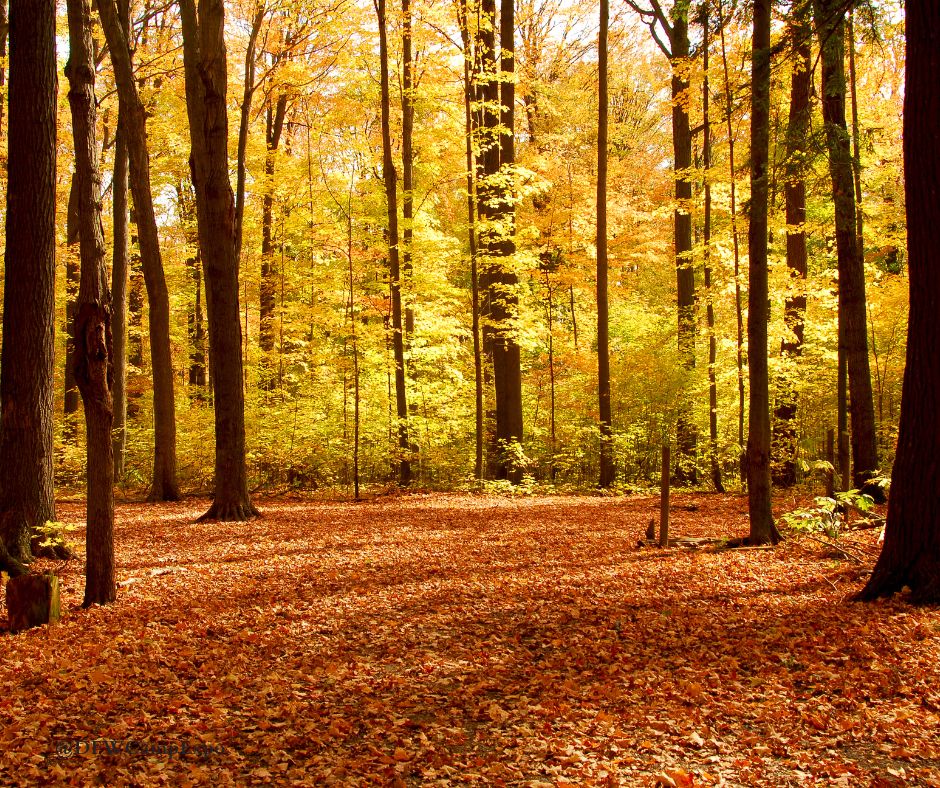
xmin=259 ymin=92 xmax=287 ymax=373
xmin=813 ymin=0 xmax=879 ymax=488
xmin=671 ymin=11 xmax=697 ymax=485
xmin=66 ymin=0 xmax=116 ymax=605
xmin=112 ymin=109 xmax=130 ymax=477
xmin=64 ymin=175 xmax=81 ymax=427
xmin=402 ymin=0 xmax=415 ymax=338
xmin=772 ymin=5 xmax=810 ymax=488
xmin=847 ymin=9 xmax=864 ymax=254
xmin=457 ymin=0 xmax=484 ymax=481
xmin=746 ymin=0 xmax=779 ymax=545
xmin=718 ymin=1 xmax=746 ymax=484
xmin=701 ymin=6 xmax=724 ymax=493
xmin=180 ymin=0 xmax=258 ymax=521
xmin=0 ymin=0 xmax=6 ymax=138
xmin=376 ymin=0 xmax=411 ymax=487
xmin=596 ymin=0 xmax=614 ymax=488
xmin=0 ymin=0 xmax=57 ymax=577
xmin=234 ymin=6 xmax=266 ymax=266
xmin=98 ymin=0 xmax=179 ymax=501
xmin=858 ymin=0 xmax=940 ymax=603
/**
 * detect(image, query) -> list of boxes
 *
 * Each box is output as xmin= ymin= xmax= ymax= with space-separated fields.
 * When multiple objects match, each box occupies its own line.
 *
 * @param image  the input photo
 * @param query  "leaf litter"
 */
xmin=1 ymin=492 xmax=938 ymax=786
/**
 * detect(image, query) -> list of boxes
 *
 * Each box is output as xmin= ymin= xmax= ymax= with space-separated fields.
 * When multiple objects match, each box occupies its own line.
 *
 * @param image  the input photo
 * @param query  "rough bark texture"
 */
xmin=66 ymin=0 xmax=116 ymax=607
xmin=478 ymin=0 xmax=524 ymax=482
xmin=64 ymin=175 xmax=81 ymax=423
xmin=6 ymin=573 xmax=60 ymax=632
xmin=858 ymin=0 xmax=940 ymax=603
xmin=377 ymin=0 xmax=411 ymax=487
xmin=98 ymin=0 xmax=179 ymax=502
xmin=772 ymin=6 xmax=811 ymax=488
xmin=180 ymin=0 xmax=258 ymax=521
xmin=746 ymin=0 xmax=779 ymax=545
xmin=813 ymin=0 xmax=879 ymax=488
xmin=596 ymin=0 xmax=614 ymax=489
xmin=0 ymin=0 xmax=58 ymax=578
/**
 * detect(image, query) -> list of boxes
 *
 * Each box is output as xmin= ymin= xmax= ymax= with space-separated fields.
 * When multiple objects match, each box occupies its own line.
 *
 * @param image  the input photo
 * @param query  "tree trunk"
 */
xmin=857 ymin=0 xmax=940 ymax=603
xmin=66 ymin=0 xmax=116 ymax=606
xmin=402 ymin=0 xmax=415 ymax=338
xmin=0 ymin=0 xmax=6 ymax=138
xmin=98 ymin=0 xmax=179 ymax=502
xmin=259 ymin=92 xmax=288 ymax=388
xmin=596 ymin=0 xmax=614 ymax=489
xmin=112 ymin=107 xmax=130 ymax=478
xmin=478 ymin=0 xmax=524 ymax=482
xmin=746 ymin=0 xmax=779 ymax=545
xmin=65 ymin=174 xmax=81 ymax=426
xmin=180 ymin=0 xmax=258 ymax=521
xmin=457 ymin=0 xmax=484 ymax=481
xmin=671 ymin=10 xmax=697 ymax=485
xmin=813 ymin=0 xmax=879 ymax=488
xmin=701 ymin=5 xmax=724 ymax=493
xmin=772 ymin=5 xmax=811 ymax=488
xmin=0 ymin=0 xmax=57 ymax=578
xmin=377 ymin=0 xmax=412 ymax=487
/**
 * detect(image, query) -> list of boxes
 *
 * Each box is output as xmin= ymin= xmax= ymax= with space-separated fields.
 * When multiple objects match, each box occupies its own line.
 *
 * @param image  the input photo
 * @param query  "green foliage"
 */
xmin=780 ymin=489 xmax=878 ymax=539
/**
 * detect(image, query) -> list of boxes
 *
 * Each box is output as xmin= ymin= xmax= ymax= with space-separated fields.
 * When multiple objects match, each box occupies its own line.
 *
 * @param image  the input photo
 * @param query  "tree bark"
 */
xmin=813 ymin=0 xmax=879 ymax=488
xmin=376 ymin=0 xmax=412 ymax=487
xmin=0 ymin=0 xmax=57 ymax=577
xmin=260 ymin=92 xmax=288 ymax=370
xmin=596 ymin=0 xmax=614 ymax=489
xmin=857 ymin=0 xmax=940 ymax=603
xmin=98 ymin=0 xmax=179 ymax=501
xmin=401 ymin=0 xmax=415 ymax=338
xmin=110 ymin=0 xmax=130 ymax=479
xmin=180 ymin=0 xmax=258 ymax=521
xmin=701 ymin=4 xmax=723 ymax=493
xmin=66 ymin=0 xmax=116 ymax=606
xmin=746 ymin=0 xmax=779 ymax=545
xmin=772 ymin=4 xmax=811 ymax=488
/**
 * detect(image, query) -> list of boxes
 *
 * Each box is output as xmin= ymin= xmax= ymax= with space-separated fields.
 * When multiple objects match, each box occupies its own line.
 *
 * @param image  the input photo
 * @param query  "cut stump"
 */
xmin=6 ymin=573 xmax=60 ymax=632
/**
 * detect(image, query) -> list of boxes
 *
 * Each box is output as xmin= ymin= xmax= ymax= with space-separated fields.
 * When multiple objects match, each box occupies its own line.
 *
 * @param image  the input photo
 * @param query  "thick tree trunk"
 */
xmin=180 ymin=0 xmax=258 ymax=521
xmin=478 ymin=0 xmax=524 ymax=482
xmin=671 ymin=12 xmax=697 ymax=485
xmin=746 ymin=0 xmax=779 ymax=545
xmin=772 ymin=6 xmax=811 ymax=488
xmin=98 ymin=0 xmax=179 ymax=502
xmin=813 ymin=0 xmax=879 ymax=488
xmin=66 ymin=0 xmax=116 ymax=606
xmin=858 ymin=0 xmax=940 ymax=603
xmin=377 ymin=0 xmax=411 ymax=487
xmin=596 ymin=0 xmax=614 ymax=489
xmin=0 ymin=0 xmax=57 ymax=578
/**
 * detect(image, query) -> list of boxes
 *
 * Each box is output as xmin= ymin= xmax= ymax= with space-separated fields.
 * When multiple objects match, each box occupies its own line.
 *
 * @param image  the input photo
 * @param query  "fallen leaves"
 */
xmin=1 ymin=492 xmax=938 ymax=786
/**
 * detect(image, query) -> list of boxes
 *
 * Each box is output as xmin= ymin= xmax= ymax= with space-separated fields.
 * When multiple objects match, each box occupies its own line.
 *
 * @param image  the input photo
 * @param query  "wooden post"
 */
xmin=826 ymin=428 xmax=835 ymax=498
xmin=660 ymin=443 xmax=670 ymax=548
xmin=6 ymin=573 xmax=60 ymax=632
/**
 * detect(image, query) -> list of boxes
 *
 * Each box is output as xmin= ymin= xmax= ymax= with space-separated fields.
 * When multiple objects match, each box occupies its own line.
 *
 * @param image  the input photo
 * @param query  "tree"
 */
xmin=596 ymin=0 xmax=614 ymax=488
xmin=746 ymin=0 xmax=778 ymax=545
xmin=624 ymin=0 xmax=697 ymax=484
xmin=857 ymin=0 xmax=940 ymax=603
xmin=180 ymin=0 xmax=258 ymax=521
xmin=66 ymin=0 xmax=116 ymax=605
xmin=813 ymin=0 xmax=879 ymax=489
xmin=0 ymin=0 xmax=57 ymax=577
xmin=477 ymin=0 xmax=524 ymax=481
xmin=772 ymin=1 xmax=811 ymax=487
xmin=98 ymin=0 xmax=180 ymax=501
xmin=376 ymin=0 xmax=411 ymax=486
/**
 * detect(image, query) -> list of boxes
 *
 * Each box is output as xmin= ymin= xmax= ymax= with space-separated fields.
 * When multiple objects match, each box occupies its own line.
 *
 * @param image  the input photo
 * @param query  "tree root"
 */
xmin=197 ymin=500 xmax=261 ymax=523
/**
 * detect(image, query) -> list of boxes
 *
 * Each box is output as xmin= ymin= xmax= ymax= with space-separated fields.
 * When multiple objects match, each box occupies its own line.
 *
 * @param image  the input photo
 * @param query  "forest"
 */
xmin=1 ymin=0 xmax=939 ymax=782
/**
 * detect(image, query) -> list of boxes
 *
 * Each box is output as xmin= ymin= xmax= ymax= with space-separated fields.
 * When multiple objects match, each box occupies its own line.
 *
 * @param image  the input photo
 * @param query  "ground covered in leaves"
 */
xmin=2 ymin=492 xmax=939 ymax=786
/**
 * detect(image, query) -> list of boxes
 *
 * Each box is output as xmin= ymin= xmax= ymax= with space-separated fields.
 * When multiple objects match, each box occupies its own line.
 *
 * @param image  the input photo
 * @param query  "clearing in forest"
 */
xmin=2 ymin=493 xmax=938 ymax=786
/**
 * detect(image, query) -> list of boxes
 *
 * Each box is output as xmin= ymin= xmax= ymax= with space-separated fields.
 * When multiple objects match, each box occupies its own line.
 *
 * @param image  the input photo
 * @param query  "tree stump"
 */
xmin=6 ymin=573 xmax=60 ymax=632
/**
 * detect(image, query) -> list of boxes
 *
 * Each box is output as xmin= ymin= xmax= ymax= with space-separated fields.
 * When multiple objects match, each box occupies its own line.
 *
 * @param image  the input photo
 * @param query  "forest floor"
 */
xmin=1 ymin=492 xmax=939 ymax=787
